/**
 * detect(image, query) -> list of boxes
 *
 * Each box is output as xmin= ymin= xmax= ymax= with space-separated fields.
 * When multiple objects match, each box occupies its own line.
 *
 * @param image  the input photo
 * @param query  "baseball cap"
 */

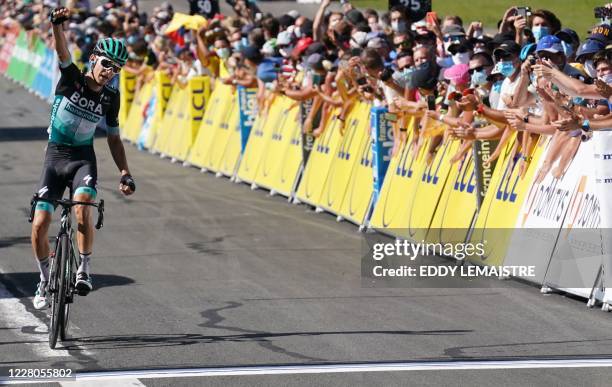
xmin=443 ymin=63 xmax=470 ymax=85
xmin=442 ymin=24 xmax=465 ymax=37
xmin=493 ymin=40 xmax=521 ymax=58
xmin=555 ymin=28 xmax=579 ymax=46
xmin=306 ymin=53 xmax=324 ymax=71
xmin=409 ymin=62 xmax=439 ymax=90
xmin=589 ymin=24 xmax=611 ymax=44
xmin=576 ymin=39 xmax=606 ymax=59
xmin=536 ymin=35 xmax=564 ymax=54
xmin=519 ymin=43 xmax=537 ymax=61
xmin=487 ymin=61 xmax=504 ymax=81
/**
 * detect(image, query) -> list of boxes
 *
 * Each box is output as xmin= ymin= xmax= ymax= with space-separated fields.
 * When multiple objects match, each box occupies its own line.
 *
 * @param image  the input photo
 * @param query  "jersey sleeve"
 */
xmin=105 ymin=91 xmax=121 ymax=135
xmin=58 ymin=62 xmax=81 ymax=83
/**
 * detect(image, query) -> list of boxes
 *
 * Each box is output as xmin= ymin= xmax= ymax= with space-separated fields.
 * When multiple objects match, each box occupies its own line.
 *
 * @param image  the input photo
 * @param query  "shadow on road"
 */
xmin=61 ymin=329 xmax=473 ymax=351
xmin=0 ymin=272 xmax=135 ymax=298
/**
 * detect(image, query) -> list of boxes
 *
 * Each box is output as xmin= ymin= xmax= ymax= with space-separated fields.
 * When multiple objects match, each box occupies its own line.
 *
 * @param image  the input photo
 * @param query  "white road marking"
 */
xmin=3 ymin=358 xmax=612 ymax=384
xmin=0 ymin=281 xmax=63 ymax=358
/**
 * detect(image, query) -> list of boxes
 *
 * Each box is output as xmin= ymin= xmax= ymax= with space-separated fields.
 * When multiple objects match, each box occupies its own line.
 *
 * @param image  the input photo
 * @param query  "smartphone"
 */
xmin=516 ymin=6 xmax=532 ymax=19
xmin=425 ymin=11 xmax=438 ymax=25
xmin=427 ymin=95 xmax=436 ymax=110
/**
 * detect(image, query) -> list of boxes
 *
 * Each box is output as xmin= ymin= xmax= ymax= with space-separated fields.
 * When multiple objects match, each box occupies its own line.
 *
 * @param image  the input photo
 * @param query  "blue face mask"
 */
xmin=471 ymin=70 xmax=488 ymax=86
xmin=573 ymin=97 xmax=584 ymax=105
xmin=492 ymin=80 xmax=503 ymax=93
xmin=499 ymin=61 xmax=516 ymax=78
xmin=532 ymin=26 xmax=550 ymax=42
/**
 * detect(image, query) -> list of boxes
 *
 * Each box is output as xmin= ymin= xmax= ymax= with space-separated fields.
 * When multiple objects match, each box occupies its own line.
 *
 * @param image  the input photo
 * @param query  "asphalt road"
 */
xmin=1 ymin=74 xmax=612 ymax=387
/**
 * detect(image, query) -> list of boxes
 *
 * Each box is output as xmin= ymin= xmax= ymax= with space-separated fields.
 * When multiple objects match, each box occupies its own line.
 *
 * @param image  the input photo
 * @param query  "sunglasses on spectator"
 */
xmin=99 ymin=58 xmax=121 ymax=73
xmin=536 ymin=52 xmax=559 ymax=61
xmin=468 ymin=65 xmax=491 ymax=74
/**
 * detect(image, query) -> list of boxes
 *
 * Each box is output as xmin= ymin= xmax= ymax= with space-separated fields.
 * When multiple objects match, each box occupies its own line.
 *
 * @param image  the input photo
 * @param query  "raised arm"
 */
xmin=50 ymin=7 xmax=71 ymax=64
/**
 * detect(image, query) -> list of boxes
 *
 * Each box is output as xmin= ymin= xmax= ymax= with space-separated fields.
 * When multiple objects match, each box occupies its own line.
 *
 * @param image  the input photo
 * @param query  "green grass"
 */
xmin=352 ymin=0 xmax=602 ymax=38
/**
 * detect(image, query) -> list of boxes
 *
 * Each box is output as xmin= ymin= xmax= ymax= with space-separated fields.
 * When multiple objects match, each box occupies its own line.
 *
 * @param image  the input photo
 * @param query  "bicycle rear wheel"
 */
xmin=49 ymin=234 xmax=68 ymax=349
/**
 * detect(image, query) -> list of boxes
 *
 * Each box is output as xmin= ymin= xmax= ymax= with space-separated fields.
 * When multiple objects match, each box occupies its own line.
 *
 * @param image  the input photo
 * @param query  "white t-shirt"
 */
xmin=495 ymin=75 xmax=520 ymax=110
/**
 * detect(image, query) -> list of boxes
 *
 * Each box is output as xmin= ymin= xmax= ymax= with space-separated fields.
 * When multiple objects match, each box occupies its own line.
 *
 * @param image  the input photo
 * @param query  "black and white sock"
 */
xmin=37 ymin=257 xmax=49 ymax=282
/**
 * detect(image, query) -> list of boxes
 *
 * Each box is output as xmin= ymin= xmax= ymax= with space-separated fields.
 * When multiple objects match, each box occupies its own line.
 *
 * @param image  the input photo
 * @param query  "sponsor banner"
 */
xmin=370 ymin=107 xmax=394 ymax=207
xmin=152 ymin=86 xmax=187 ymax=153
xmin=31 ymin=46 xmax=55 ymax=100
xmin=144 ymin=71 xmax=173 ymax=149
xmin=218 ymin=103 xmax=243 ymax=177
xmin=186 ymin=83 xmax=234 ymax=169
xmin=24 ymin=36 xmax=44 ymax=90
xmin=369 ymin=116 xmax=424 ymax=235
xmin=295 ymin=110 xmax=343 ymax=206
xmin=5 ymin=30 xmax=28 ymax=83
xmin=337 ymin=107 xmax=374 ymax=225
xmin=317 ymin=102 xmax=371 ymax=215
xmin=252 ymin=96 xmax=302 ymax=195
xmin=164 ymin=76 xmax=211 ymax=161
xmin=470 ymin=133 xmax=549 ymax=266
xmin=399 ymin=125 xmax=460 ymax=241
xmin=124 ymin=80 xmax=154 ymax=141
xmin=427 ymin=146 xmax=478 ymax=244
xmin=209 ymin=101 xmax=240 ymax=172
xmin=236 ymin=95 xmax=286 ymax=183
xmin=237 ymin=86 xmax=258 ymax=154
xmin=118 ymin=69 xmax=138 ymax=128
xmin=0 ymin=26 xmax=19 ymax=74
xmin=504 ymin=133 xmax=584 ymax=283
xmin=473 ymin=139 xmax=499 ymax=205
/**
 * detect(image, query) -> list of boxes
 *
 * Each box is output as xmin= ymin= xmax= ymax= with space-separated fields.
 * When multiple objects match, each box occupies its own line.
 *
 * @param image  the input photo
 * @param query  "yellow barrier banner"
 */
xmin=294 ymin=109 xmax=343 ymax=206
xmin=337 ymin=107 xmax=374 ymax=225
xmin=369 ymin=117 xmax=426 ymax=234
xmin=236 ymin=95 xmax=287 ymax=183
xmin=163 ymin=77 xmax=211 ymax=161
xmin=209 ymin=101 xmax=240 ymax=172
xmin=186 ymin=83 xmax=235 ymax=169
xmin=122 ymin=80 xmax=153 ymax=142
xmin=252 ymin=96 xmax=302 ymax=195
xmin=427 ymin=148 xmax=478 ymax=244
xmin=400 ymin=131 xmax=460 ymax=241
xmin=151 ymin=86 xmax=188 ymax=153
xmin=118 ymin=70 xmax=137 ymax=128
xmin=144 ymin=72 xmax=174 ymax=149
xmin=316 ymin=102 xmax=371 ymax=215
xmin=218 ymin=104 xmax=242 ymax=177
xmin=469 ymin=133 xmax=549 ymax=266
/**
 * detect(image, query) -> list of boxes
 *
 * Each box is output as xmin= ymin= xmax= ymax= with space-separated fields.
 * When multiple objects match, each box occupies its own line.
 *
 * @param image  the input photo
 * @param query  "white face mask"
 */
xmin=452 ymin=52 xmax=471 ymax=65
xmin=600 ymin=73 xmax=612 ymax=84
xmin=294 ymin=27 xmax=302 ymax=38
xmin=584 ymin=60 xmax=597 ymax=78
xmin=350 ymin=31 xmax=367 ymax=49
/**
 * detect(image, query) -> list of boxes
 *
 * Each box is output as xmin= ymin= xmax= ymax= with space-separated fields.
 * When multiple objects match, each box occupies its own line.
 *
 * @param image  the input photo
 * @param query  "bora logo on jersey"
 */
xmin=69 ymin=91 xmax=104 ymax=115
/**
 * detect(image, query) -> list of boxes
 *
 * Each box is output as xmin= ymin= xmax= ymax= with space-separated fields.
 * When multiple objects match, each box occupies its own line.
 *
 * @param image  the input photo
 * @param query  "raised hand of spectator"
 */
xmin=552 ymin=116 xmax=580 ymax=131
xmin=466 ymin=21 xmax=483 ymax=38
xmin=513 ymin=15 xmax=527 ymax=34
xmin=457 ymin=93 xmax=479 ymax=111
xmin=595 ymin=78 xmax=612 ymax=99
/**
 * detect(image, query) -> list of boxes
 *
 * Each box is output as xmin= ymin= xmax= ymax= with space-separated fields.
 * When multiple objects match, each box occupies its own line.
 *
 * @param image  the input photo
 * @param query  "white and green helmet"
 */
xmin=94 ymin=38 xmax=128 ymax=66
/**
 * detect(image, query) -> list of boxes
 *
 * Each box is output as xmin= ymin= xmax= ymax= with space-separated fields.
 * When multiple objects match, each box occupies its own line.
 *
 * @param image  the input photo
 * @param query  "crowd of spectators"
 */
xmin=3 ymin=0 xmax=612 ymax=167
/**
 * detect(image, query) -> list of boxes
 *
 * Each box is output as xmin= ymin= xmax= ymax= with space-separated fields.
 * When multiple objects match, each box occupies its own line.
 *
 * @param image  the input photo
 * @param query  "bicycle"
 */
xmin=28 ymin=188 xmax=104 ymax=349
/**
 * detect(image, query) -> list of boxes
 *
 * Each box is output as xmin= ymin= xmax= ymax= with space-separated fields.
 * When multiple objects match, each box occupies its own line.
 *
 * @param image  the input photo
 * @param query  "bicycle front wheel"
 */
xmin=49 ymin=234 xmax=69 ymax=349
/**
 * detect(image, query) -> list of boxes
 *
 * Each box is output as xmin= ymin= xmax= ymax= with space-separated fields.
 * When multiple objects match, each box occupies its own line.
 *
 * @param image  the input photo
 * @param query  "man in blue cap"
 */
xmin=536 ymin=35 xmax=585 ymax=80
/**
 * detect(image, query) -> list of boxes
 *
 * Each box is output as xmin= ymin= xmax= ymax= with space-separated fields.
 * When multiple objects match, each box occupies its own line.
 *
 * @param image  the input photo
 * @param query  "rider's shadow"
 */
xmin=0 ymin=272 xmax=134 ymax=298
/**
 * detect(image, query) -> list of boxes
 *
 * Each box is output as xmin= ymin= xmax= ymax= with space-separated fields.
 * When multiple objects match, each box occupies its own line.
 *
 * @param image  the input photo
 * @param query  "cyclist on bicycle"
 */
xmin=32 ymin=7 xmax=135 ymax=309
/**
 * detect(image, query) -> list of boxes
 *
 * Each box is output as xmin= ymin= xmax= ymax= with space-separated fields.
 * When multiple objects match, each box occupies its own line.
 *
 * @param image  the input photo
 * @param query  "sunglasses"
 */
xmin=468 ymin=65 xmax=490 ymax=74
xmin=99 ymin=58 xmax=121 ymax=73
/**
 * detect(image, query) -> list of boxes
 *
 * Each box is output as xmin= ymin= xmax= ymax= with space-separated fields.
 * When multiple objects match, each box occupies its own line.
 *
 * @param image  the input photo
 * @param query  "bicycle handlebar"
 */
xmin=28 ymin=194 xmax=105 ymax=230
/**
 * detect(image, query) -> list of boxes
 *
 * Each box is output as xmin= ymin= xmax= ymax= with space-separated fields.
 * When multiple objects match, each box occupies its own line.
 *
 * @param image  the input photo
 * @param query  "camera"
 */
xmin=594 ymin=7 xmax=612 ymax=19
xmin=363 ymin=86 xmax=374 ymax=93
xmin=356 ymin=77 xmax=368 ymax=85
xmin=516 ymin=6 xmax=532 ymax=19
xmin=529 ymin=57 xmax=536 ymax=66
